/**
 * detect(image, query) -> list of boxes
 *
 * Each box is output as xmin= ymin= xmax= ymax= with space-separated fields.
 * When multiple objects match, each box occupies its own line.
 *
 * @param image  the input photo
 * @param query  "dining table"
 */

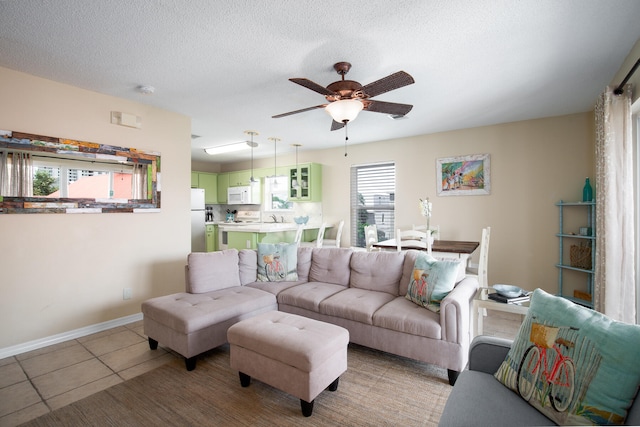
xmin=372 ymin=239 xmax=479 ymax=255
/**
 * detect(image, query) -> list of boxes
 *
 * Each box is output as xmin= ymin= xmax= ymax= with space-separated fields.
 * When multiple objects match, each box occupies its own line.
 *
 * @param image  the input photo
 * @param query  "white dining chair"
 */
xmin=323 ymin=220 xmax=344 ymax=248
xmin=466 ymin=226 xmax=491 ymax=288
xmin=396 ymin=228 xmax=430 ymax=253
xmin=300 ymin=223 xmax=327 ymax=248
xmin=364 ymin=224 xmax=380 ymax=252
xmin=293 ymin=224 xmax=304 ymax=246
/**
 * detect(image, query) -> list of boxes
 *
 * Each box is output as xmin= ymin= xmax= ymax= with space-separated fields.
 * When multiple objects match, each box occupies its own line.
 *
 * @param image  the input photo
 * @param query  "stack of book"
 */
xmin=488 ymin=292 xmax=531 ymax=304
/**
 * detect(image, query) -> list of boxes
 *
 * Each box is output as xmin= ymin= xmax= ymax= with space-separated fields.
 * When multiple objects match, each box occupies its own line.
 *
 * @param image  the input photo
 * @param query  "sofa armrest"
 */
xmin=439 ymin=276 xmax=478 ymax=343
xmin=468 ymin=335 xmax=513 ymax=374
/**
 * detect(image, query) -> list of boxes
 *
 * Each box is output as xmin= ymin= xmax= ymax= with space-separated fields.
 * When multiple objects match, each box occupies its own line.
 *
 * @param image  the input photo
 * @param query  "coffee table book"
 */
xmin=488 ymin=292 xmax=530 ymax=304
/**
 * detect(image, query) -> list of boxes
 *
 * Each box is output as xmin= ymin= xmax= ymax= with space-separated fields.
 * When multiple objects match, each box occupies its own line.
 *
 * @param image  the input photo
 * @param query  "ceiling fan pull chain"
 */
xmin=344 ymin=122 xmax=349 ymax=157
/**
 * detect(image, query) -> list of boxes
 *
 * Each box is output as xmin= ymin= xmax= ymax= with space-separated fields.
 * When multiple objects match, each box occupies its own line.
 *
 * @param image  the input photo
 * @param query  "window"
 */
xmin=350 ymin=162 xmax=395 ymax=247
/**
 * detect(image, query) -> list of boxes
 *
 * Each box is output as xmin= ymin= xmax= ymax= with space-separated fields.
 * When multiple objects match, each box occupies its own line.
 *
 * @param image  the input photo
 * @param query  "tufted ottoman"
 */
xmin=227 ymin=311 xmax=349 ymax=417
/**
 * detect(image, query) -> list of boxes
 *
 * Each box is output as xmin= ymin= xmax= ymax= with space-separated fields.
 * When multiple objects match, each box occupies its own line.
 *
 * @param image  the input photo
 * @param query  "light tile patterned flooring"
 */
xmin=0 ymin=312 xmax=524 ymax=426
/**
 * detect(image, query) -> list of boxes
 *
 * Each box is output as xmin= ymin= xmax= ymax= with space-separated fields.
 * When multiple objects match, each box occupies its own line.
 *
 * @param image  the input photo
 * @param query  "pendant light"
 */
xmin=268 ymin=137 xmax=281 ymax=186
xmin=291 ymin=143 xmax=302 ymax=189
xmin=244 ymin=130 xmax=259 ymax=183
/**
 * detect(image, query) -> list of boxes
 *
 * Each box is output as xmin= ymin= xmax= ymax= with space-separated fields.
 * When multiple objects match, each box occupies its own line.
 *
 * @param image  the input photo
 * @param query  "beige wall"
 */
xmin=0 ymin=67 xmax=192 ymax=349
xmin=234 ymin=112 xmax=594 ymax=295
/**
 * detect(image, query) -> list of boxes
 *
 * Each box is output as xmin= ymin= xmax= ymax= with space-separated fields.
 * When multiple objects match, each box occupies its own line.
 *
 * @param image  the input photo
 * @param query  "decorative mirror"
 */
xmin=0 ymin=129 xmax=161 ymax=213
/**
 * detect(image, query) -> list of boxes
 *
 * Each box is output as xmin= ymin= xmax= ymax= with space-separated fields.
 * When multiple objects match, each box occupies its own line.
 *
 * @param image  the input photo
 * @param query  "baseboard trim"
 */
xmin=0 ymin=312 xmax=143 ymax=360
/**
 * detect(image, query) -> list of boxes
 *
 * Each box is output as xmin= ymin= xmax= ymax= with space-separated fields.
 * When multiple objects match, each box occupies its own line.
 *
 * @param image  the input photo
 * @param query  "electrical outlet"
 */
xmin=246 ymin=240 xmax=251 ymax=249
xmin=123 ymin=288 xmax=132 ymax=300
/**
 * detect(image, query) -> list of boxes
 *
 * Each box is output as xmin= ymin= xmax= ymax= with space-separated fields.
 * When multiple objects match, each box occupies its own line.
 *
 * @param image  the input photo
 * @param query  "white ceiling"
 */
xmin=1 ymin=1 xmax=639 ymax=164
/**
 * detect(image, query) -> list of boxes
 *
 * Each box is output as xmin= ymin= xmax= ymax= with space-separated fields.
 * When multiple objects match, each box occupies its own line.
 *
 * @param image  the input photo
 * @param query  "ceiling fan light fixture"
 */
xmin=325 ymin=99 xmax=363 ymax=123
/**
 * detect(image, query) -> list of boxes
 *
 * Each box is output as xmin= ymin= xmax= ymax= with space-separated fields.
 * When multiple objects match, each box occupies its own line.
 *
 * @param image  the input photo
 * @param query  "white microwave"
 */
xmin=227 ymin=185 xmax=260 ymax=205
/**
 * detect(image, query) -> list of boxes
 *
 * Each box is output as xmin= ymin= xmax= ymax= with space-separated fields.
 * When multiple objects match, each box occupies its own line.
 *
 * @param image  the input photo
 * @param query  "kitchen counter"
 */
xmin=217 ymin=222 xmax=326 ymax=233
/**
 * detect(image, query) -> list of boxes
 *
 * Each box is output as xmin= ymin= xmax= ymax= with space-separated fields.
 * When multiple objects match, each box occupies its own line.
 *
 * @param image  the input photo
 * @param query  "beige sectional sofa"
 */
xmin=142 ymin=246 xmax=479 ymax=384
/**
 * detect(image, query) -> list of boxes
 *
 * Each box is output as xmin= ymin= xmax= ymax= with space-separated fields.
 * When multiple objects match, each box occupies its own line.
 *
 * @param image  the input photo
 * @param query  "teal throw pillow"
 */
xmin=405 ymin=252 xmax=459 ymax=312
xmin=494 ymin=289 xmax=640 ymax=425
xmin=257 ymin=243 xmax=298 ymax=282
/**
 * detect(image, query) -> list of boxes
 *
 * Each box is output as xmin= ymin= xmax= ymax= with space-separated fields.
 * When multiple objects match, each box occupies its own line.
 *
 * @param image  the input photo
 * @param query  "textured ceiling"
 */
xmin=1 ymin=0 xmax=639 ymax=164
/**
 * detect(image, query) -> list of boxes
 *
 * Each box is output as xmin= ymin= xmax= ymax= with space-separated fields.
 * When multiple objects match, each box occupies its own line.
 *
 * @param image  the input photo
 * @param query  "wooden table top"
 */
xmin=372 ymin=239 xmax=479 ymax=254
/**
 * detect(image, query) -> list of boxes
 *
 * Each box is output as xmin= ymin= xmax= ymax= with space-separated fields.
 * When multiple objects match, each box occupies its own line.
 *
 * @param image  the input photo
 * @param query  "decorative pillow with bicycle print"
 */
xmin=257 ymin=243 xmax=298 ymax=282
xmin=405 ymin=252 xmax=459 ymax=312
xmin=494 ymin=289 xmax=640 ymax=425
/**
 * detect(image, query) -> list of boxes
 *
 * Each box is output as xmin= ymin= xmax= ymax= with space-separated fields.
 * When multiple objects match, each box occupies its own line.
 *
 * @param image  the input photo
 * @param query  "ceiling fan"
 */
xmin=272 ymin=62 xmax=415 ymax=131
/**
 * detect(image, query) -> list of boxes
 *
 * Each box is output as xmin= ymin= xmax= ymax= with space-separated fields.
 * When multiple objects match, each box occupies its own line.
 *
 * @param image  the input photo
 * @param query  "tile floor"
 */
xmin=0 ymin=312 xmax=524 ymax=426
xmin=0 ymin=320 xmax=179 ymax=427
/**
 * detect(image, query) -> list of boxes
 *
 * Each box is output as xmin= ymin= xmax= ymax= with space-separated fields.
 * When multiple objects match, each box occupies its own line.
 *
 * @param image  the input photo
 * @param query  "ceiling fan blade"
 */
xmin=331 ymin=120 xmax=346 ymax=131
xmin=272 ymin=104 xmax=326 ymax=118
xmin=365 ymin=100 xmax=413 ymax=116
xmin=362 ymin=71 xmax=415 ymax=98
xmin=290 ymin=78 xmax=336 ymax=96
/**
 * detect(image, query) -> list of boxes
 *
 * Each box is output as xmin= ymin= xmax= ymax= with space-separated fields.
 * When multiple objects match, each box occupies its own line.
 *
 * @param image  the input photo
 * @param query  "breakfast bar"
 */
xmin=218 ymin=223 xmax=331 ymax=250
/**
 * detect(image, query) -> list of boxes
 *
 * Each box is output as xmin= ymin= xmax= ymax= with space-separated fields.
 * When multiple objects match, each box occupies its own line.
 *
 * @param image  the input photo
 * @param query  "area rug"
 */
xmin=23 ymin=343 xmax=451 ymax=426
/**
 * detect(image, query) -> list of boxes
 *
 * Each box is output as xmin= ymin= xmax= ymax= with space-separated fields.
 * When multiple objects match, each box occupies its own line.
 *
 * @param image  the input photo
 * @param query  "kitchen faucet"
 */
xmin=270 ymin=214 xmax=278 ymax=223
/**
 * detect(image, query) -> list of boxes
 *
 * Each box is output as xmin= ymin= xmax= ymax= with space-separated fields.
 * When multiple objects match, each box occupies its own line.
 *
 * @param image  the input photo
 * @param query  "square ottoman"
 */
xmin=227 ymin=311 xmax=349 ymax=416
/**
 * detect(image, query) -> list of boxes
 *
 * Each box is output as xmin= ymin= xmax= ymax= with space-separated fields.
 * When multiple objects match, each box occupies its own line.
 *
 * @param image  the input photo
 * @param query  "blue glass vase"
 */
xmin=582 ymin=178 xmax=593 ymax=202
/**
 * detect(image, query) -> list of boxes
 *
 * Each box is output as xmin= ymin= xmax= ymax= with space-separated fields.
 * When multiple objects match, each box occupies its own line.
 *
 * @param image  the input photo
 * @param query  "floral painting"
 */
xmin=436 ymin=153 xmax=490 ymax=196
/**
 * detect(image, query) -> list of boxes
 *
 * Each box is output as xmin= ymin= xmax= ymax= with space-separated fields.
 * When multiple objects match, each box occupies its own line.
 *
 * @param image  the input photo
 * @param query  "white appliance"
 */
xmin=190 ymin=188 xmax=206 ymax=252
xmin=227 ymin=185 xmax=260 ymax=205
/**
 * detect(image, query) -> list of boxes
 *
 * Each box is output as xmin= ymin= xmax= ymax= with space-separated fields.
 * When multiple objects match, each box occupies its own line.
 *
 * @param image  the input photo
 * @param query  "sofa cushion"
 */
xmin=308 ymin=248 xmax=353 ymax=286
xmin=431 ymin=255 xmax=465 ymax=284
xmin=399 ymin=250 xmax=420 ymax=295
xmin=405 ymin=252 xmax=460 ymax=312
xmin=141 ymin=287 xmax=277 ymax=334
xmin=238 ymin=249 xmax=258 ymax=285
xmin=187 ymin=250 xmax=240 ymax=293
xmin=440 ymin=370 xmax=555 ymax=426
xmin=245 ymin=280 xmax=305 ymax=296
xmin=257 ymin=243 xmax=298 ymax=282
xmin=372 ymin=297 xmax=441 ymax=339
xmin=296 ymin=246 xmax=313 ymax=282
xmin=494 ymin=289 xmax=640 ymax=425
xmin=277 ymin=282 xmax=346 ymax=312
xmin=349 ymin=251 xmax=404 ymax=295
xmin=319 ymin=288 xmax=396 ymax=325
xmin=239 ymin=247 xmax=313 ymax=285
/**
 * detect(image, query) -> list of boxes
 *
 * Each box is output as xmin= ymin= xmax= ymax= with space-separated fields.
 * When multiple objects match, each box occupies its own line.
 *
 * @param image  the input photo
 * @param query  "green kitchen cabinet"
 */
xmin=205 ymin=224 xmax=217 ymax=252
xmin=289 ymin=163 xmax=322 ymax=202
xmin=217 ymin=173 xmax=229 ymax=204
xmin=228 ymin=170 xmax=253 ymax=187
xmin=191 ymin=172 xmax=199 ymax=188
xmin=199 ymin=173 xmax=218 ymax=204
xmin=227 ymin=231 xmax=259 ymax=250
xmin=226 ymin=230 xmax=298 ymax=250
xmin=192 ymin=172 xmax=219 ymax=203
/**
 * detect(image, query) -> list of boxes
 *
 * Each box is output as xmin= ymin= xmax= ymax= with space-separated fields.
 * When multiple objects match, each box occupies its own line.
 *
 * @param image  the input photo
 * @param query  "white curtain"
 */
xmin=594 ymin=85 xmax=635 ymax=323
xmin=0 ymin=151 xmax=33 ymax=197
xmin=131 ymin=163 xmax=148 ymax=199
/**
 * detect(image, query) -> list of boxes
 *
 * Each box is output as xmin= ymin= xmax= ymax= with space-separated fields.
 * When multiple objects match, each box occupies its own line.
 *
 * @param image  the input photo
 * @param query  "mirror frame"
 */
xmin=0 ymin=130 xmax=161 ymax=214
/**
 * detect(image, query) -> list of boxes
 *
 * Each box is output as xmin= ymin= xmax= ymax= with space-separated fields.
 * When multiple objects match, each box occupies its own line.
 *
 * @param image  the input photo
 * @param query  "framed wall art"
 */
xmin=436 ymin=153 xmax=490 ymax=196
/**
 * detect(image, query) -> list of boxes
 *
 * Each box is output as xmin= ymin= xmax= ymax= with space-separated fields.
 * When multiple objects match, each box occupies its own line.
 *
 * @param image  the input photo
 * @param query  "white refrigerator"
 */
xmin=191 ymin=188 xmax=206 ymax=252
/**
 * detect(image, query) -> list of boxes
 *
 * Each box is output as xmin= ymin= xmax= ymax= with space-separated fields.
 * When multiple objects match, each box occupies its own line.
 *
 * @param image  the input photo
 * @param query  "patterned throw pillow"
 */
xmin=494 ymin=289 xmax=640 ymax=425
xmin=405 ymin=252 xmax=460 ymax=312
xmin=256 ymin=243 xmax=298 ymax=282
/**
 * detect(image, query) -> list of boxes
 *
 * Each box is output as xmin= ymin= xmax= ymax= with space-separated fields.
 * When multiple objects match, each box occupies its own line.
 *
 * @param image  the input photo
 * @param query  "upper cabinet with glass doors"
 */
xmin=289 ymin=163 xmax=322 ymax=202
